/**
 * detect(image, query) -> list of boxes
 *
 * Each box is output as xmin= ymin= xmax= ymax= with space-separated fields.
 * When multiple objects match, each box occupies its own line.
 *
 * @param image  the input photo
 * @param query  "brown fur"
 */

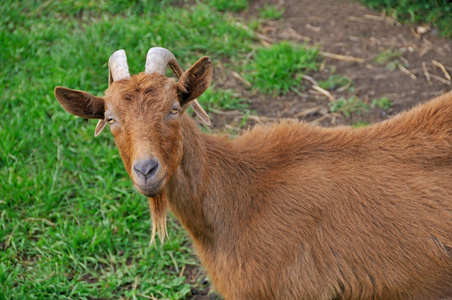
xmin=55 ymin=59 xmax=452 ymax=299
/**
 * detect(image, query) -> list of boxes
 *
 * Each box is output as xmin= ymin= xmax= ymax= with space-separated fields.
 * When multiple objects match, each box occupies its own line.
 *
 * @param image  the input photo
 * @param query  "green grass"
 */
xmin=329 ymin=96 xmax=370 ymax=117
xmin=358 ymin=0 xmax=452 ymax=37
xmin=329 ymin=96 xmax=392 ymax=118
xmin=351 ymin=121 xmax=371 ymax=128
xmin=373 ymin=48 xmax=404 ymax=70
xmin=372 ymin=97 xmax=393 ymax=111
xmin=245 ymin=41 xmax=319 ymax=95
xmin=259 ymin=4 xmax=285 ymax=20
xmin=318 ymin=75 xmax=354 ymax=91
xmin=206 ymin=0 xmax=248 ymax=12
xmin=374 ymin=49 xmax=402 ymax=65
xmin=199 ymin=87 xmax=250 ymax=112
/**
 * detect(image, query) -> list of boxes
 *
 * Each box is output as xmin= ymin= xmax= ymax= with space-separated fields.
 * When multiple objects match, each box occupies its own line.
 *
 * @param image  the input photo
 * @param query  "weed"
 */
xmin=245 ymin=41 xmax=319 ymax=95
xmin=259 ymin=4 xmax=285 ymax=20
xmin=329 ymin=96 xmax=370 ymax=117
xmin=373 ymin=48 xmax=403 ymax=70
xmin=240 ymin=110 xmax=251 ymax=127
xmin=372 ymin=97 xmax=393 ymax=111
xmin=318 ymin=75 xmax=353 ymax=91
xmin=359 ymin=0 xmax=452 ymax=38
xmin=206 ymin=0 xmax=248 ymax=12
xmin=199 ymin=87 xmax=250 ymax=112
xmin=352 ymin=121 xmax=371 ymax=128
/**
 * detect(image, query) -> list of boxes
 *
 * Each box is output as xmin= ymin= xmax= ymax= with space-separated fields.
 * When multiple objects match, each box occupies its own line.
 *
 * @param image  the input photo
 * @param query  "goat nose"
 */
xmin=133 ymin=158 xmax=160 ymax=180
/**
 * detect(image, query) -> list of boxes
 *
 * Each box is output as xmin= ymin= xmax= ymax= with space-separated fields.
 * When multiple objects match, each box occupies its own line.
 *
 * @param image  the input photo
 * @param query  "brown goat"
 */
xmin=55 ymin=48 xmax=452 ymax=300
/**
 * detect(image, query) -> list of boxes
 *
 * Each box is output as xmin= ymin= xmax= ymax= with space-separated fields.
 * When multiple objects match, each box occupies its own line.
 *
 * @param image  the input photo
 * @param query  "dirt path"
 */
xmin=212 ymin=0 xmax=452 ymax=128
xmin=187 ymin=0 xmax=451 ymax=298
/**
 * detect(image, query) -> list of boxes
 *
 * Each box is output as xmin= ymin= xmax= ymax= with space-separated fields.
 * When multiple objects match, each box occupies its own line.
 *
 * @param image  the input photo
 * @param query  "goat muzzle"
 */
xmin=132 ymin=157 xmax=165 ymax=198
xmin=133 ymin=158 xmax=160 ymax=181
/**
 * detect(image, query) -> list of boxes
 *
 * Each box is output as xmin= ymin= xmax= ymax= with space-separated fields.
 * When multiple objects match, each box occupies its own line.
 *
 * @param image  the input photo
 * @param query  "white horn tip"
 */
xmin=145 ymin=47 xmax=178 ymax=76
xmin=191 ymin=99 xmax=211 ymax=125
xmin=109 ymin=49 xmax=128 ymax=66
xmin=109 ymin=49 xmax=130 ymax=84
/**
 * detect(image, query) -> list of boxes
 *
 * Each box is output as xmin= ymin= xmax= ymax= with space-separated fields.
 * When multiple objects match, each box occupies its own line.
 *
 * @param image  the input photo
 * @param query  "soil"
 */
xmin=185 ymin=0 xmax=451 ymax=298
xmin=207 ymin=0 xmax=452 ymax=130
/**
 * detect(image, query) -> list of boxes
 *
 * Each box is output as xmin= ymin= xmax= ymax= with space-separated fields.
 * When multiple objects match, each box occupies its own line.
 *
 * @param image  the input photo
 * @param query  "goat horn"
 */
xmin=145 ymin=47 xmax=183 ymax=77
xmin=191 ymin=100 xmax=211 ymax=125
xmin=108 ymin=49 xmax=130 ymax=86
xmin=95 ymin=50 xmax=130 ymax=138
xmin=145 ymin=47 xmax=211 ymax=125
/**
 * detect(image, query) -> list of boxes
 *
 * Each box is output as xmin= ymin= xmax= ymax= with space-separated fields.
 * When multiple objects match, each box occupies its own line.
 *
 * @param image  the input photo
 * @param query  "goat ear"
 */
xmin=54 ymin=87 xmax=105 ymax=119
xmin=177 ymin=57 xmax=213 ymax=107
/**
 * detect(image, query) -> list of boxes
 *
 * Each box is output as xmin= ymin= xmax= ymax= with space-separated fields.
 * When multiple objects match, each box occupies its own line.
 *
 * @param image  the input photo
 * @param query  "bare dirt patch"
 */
xmin=184 ymin=263 xmax=220 ymax=299
xmin=210 ymin=0 xmax=451 ymax=129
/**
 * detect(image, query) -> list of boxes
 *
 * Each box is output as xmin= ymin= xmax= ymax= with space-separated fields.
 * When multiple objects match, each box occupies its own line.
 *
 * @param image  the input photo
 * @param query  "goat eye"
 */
xmin=171 ymin=107 xmax=179 ymax=115
xmin=107 ymin=117 xmax=115 ymax=124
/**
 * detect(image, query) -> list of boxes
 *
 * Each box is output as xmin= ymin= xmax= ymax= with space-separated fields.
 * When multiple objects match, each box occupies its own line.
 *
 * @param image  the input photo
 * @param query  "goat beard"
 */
xmin=148 ymin=190 xmax=168 ymax=246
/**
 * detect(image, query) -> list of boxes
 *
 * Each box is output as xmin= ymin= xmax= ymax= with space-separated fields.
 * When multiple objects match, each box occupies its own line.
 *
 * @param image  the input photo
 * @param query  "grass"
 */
xmin=374 ymin=49 xmax=403 ymax=65
xmin=199 ymin=87 xmax=250 ymax=112
xmin=329 ymin=96 xmax=393 ymax=118
xmin=259 ymin=4 xmax=285 ymax=20
xmin=352 ymin=121 xmax=371 ymax=128
xmin=373 ymin=48 xmax=404 ymax=70
xmin=245 ymin=41 xmax=319 ymax=95
xmin=371 ymin=97 xmax=393 ymax=111
xmin=329 ymin=96 xmax=370 ymax=117
xmin=318 ymin=75 xmax=354 ymax=92
xmin=358 ymin=0 xmax=452 ymax=37
xmin=206 ymin=0 xmax=248 ymax=12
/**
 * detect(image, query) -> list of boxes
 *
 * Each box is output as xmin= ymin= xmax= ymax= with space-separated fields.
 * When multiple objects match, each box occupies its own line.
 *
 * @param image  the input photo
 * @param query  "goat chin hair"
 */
xmin=148 ymin=190 xmax=168 ymax=247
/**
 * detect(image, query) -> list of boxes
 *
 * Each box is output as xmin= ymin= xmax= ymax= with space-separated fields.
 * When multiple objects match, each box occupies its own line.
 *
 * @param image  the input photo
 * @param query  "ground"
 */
xmin=205 ymin=0 xmax=451 ymax=130
xmin=187 ymin=0 xmax=451 ymax=298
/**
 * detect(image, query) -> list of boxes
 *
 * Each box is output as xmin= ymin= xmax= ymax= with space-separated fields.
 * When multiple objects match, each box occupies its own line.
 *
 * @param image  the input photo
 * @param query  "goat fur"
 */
xmin=167 ymin=90 xmax=452 ymax=299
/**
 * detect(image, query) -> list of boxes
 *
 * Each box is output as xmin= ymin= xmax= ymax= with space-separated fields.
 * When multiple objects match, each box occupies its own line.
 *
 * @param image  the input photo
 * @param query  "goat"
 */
xmin=55 ymin=47 xmax=452 ymax=300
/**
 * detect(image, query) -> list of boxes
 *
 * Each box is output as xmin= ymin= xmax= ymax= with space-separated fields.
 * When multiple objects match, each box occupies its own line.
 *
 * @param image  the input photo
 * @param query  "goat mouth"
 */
xmin=134 ymin=177 xmax=166 ymax=197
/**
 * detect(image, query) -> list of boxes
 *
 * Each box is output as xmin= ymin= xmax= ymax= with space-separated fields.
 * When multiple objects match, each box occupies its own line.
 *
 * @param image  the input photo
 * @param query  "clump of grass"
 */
xmin=359 ymin=0 xmax=452 ymax=38
xmin=373 ymin=48 xmax=403 ymax=70
xmin=352 ymin=121 xmax=371 ymax=128
xmin=259 ymin=4 xmax=285 ymax=20
xmin=372 ymin=97 xmax=393 ymax=110
xmin=329 ymin=96 xmax=370 ymax=117
xmin=199 ymin=87 xmax=250 ymax=112
xmin=246 ymin=41 xmax=319 ymax=95
xmin=318 ymin=74 xmax=354 ymax=91
xmin=206 ymin=0 xmax=248 ymax=12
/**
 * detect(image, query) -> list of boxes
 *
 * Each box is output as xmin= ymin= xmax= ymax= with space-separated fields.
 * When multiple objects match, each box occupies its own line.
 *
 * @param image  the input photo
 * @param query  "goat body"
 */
xmin=169 ymin=91 xmax=452 ymax=299
xmin=54 ymin=48 xmax=452 ymax=299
